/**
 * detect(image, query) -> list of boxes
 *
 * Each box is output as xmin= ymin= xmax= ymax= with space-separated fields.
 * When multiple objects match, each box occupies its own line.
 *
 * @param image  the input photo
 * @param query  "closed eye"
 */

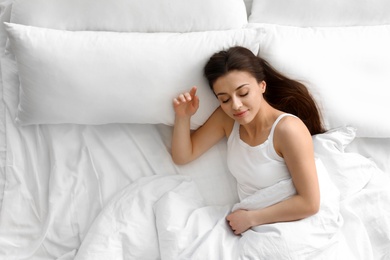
xmin=222 ymin=98 xmax=230 ymax=103
xmin=240 ymin=92 xmax=249 ymax=97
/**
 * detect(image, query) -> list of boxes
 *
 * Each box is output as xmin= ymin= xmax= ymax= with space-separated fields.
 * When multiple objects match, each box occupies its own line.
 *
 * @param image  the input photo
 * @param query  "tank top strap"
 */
xmin=228 ymin=120 xmax=240 ymax=143
xmin=268 ymin=113 xmax=298 ymax=141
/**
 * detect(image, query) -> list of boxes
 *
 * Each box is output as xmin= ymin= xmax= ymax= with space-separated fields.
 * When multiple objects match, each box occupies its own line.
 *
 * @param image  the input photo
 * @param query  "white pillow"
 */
xmin=5 ymin=23 xmax=261 ymax=128
xmin=254 ymin=23 xmax=390 ymax=138
xmin=249 ymin=0 xmax=390 ymax=26
xmin=10 ymin=0 xmax=247 ymax=32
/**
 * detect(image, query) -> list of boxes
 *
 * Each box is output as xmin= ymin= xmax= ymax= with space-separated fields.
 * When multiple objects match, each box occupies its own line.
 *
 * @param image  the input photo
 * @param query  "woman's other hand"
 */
xmin=226 ymin=209 xmax=252 ymax=235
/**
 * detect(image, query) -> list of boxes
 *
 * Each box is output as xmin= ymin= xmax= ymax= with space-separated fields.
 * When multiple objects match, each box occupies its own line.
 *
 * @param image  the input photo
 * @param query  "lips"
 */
xmin=233 ymin=110 xmax=247 ymax=118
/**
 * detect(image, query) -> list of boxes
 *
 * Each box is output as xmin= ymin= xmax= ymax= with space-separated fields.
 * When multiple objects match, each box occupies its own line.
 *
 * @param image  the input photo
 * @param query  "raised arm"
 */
xmin=171 ymin=86 xmax=230 ymax=165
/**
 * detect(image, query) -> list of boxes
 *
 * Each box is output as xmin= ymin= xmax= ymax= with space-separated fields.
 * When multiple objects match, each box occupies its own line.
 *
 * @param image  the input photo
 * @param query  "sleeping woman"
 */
xmin=171 ymin=46 xmax=327 ymax=236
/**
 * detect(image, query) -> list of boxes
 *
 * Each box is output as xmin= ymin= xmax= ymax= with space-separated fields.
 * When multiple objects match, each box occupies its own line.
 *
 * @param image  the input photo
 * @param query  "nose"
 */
xmin=231 ymin=96 xmax=242 ymax=110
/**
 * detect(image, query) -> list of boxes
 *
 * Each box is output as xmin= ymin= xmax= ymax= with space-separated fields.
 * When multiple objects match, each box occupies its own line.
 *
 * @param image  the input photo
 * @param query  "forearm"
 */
xmin=249 ymin=194 xmax=319 ymax=227
xmin=171 ymin=116 xmax=193 ymax=165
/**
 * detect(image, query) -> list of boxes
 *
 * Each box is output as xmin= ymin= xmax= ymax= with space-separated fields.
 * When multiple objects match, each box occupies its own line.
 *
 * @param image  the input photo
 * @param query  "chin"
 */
xmin=235 ymin=116 xmax=253 ymax=125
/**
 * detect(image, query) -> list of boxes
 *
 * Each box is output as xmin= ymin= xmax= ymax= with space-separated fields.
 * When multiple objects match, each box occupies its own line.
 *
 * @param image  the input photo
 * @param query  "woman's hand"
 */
xmin=226 ymin=209 xmax=252 ymax=235
xmin=173 ymin=86 xmax=199 ymax=118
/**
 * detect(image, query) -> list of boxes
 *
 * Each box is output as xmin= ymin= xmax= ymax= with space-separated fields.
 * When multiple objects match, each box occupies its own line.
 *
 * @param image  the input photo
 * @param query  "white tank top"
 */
xmin=227 ymin=113 xmax=296 ymax=200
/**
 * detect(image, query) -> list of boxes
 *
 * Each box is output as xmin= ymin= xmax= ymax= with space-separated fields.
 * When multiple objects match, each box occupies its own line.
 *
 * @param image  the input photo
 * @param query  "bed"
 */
xmin=0 ymin=0 xmax=389 ymax=259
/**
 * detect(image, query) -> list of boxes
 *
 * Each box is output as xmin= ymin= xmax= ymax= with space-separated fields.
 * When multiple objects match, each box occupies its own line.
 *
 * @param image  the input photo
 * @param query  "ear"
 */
xmin=259 ymin=80 xmax=266 ymax=93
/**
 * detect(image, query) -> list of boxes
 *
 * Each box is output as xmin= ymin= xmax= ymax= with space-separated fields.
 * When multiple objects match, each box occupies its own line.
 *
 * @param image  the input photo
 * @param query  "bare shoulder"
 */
xmin=274 ymin=115 xmax=312 ymax=156
xmin=276 ymin=115 xmax=310 ymax=137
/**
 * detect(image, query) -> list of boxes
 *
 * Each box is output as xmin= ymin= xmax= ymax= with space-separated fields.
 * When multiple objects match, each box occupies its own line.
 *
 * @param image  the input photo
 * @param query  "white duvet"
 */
xmin=74 ymin=160 xmax=348 ymax=260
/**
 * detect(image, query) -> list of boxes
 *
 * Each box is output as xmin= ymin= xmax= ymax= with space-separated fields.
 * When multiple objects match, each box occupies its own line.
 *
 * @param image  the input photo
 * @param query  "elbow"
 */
xmin=306 ymin=200 xmax=320 ymax=216
xmin=172 ymin=157 xmax=188 ymax=165
xmin=309 ymin=204 xmax=320 ymax=216
xmin=297 ymin=194 xmax=320 ymax=217
xmin=171 ymin=148 xmax=196 ymax=165
xmin=171 ymin=154 xmax=191 ymax=165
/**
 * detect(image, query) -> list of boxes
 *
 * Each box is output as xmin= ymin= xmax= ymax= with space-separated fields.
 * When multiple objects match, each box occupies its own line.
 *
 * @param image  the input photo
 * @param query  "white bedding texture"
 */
xmin=0 ymin=0 xmax=390 ymax=259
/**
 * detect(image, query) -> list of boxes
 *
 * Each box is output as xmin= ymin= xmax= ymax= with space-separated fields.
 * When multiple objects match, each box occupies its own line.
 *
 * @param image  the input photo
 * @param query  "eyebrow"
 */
xmin=215 ymin=84 xmax=249 ymax=96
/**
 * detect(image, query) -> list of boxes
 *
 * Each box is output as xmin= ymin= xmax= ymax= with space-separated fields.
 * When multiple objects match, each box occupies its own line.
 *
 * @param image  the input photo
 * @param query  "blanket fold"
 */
xmin=75 ymin=159 xmax=344 ymax=259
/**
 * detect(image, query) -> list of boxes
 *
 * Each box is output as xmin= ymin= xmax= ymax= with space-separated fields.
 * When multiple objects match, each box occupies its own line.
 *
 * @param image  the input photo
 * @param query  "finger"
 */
xmin=173 ymin=98 xmax=180 ymax=105
xmin=178 ymin=94 xmax=186 ymax=102
xmin=184 ymin=92 xmax=192 ymax=101
xmin=190 ymin=86 xmax=197 ymax=98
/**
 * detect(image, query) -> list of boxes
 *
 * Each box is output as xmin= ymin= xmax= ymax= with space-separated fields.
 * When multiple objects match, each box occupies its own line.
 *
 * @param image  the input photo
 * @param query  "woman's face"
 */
xmin=213 ymin=70 xmax=266 ymax=125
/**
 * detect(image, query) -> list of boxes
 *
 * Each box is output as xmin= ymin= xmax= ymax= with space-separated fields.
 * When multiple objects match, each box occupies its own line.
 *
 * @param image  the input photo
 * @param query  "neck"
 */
xmin=241 ymin=103 xmax=281 ymax=140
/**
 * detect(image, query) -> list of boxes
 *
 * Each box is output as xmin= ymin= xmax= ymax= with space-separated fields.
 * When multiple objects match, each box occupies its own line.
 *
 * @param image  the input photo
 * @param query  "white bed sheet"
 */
xmin=0 ymin=0 xmax=11 ymax=213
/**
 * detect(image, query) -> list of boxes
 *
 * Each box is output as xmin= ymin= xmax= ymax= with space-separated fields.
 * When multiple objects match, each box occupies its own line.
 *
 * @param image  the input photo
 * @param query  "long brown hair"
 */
xmin=204 ymin=46 xmax=325 ymax=135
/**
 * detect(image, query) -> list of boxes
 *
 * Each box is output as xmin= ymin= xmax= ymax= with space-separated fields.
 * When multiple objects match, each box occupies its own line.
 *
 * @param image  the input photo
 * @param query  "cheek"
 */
xmin=220 ymin=103 xmax=229 ymax=112
xmin=220 ymin=104 xmax=233 ymax=117
xmin=249 ymin=92 xmax=263 ymax=105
